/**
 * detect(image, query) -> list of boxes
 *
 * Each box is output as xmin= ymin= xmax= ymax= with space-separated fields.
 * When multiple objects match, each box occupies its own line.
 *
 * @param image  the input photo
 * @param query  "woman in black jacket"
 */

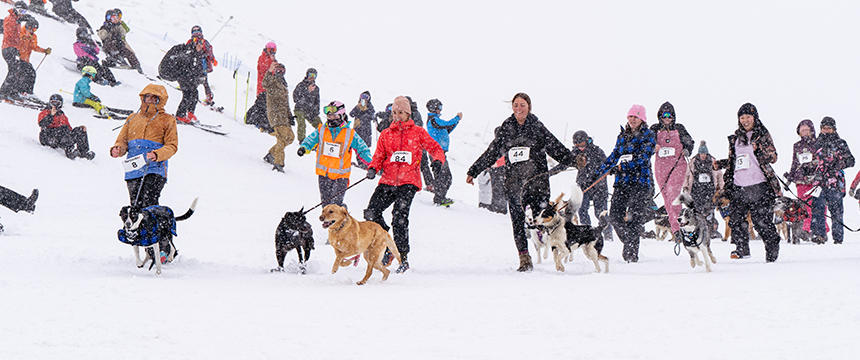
xmin=466 ymin=93 xmax=574 ymax=271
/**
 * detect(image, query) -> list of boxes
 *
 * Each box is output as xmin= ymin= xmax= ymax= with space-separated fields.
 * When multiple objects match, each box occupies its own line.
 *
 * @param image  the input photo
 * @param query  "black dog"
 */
xmin=118 ymin=199 xmax=197 ymax=275
xmin=272 ymin=208 xmax=315 ymax=274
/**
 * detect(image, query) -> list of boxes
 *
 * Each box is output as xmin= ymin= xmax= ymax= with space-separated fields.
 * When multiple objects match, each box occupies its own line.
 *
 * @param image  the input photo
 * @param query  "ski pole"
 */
xmin=210 ymin=16 xmax=234 ymax=42
xmin=243 ymin=71 xmax=250 ymax=122
xmin=35 ymin=53 xmax=48 ymax=71
xmin=233 ymin=69 xmax=238 ymax=121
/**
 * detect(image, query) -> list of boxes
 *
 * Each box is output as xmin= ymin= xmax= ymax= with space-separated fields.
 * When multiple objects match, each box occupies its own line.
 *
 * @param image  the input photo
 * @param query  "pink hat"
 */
xmin=627 ymin=104 xmax=647 ymax=122
xmin=392 ymin=96 xmax=411 ymax=115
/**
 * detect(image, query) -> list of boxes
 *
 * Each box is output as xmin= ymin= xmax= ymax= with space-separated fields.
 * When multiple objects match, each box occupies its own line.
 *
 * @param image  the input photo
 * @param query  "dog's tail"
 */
xmin=175 ymin=197 xmax=199 ymax=221
xmin=384 ymin=232 xmax=402 ymax=266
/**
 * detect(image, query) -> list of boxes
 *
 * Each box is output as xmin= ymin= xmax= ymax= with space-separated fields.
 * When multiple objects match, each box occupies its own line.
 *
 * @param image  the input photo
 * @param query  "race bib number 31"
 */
xmin=508 ymin=147 xmax=530 ymax=163
xmin=658 ymin=147 xmax=676 ymax=158
xmin=123 ymin=154 xmax=146 ymax=173
xmin=391 ymin=151 xmax=412 ymax=164
xmin=736 ymin=154 xmax=751 ymax=170
xmin=322 ymin=142 xmax=342 ymax=158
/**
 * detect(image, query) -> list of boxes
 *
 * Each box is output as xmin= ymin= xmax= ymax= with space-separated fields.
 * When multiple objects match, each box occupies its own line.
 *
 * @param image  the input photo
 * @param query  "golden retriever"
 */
xmin=319 ymin=204 xmax=401 ymax=285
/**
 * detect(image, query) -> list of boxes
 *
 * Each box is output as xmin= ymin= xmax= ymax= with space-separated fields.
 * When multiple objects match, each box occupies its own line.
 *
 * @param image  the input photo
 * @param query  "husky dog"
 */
xmin=674 ymin=193 xmax=716 ymax=272
xmin=525 ymin=206 xmax=550 ymax=264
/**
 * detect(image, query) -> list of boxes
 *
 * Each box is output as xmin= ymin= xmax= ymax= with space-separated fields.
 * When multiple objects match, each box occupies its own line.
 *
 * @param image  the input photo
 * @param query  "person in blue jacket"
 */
xmin=297 ymin=100 xmax=373 ymax=207
xmin=426 ymin=98 xmax=462 ymax=206
xmin=71 ymin=66 xmax=105 ymax=115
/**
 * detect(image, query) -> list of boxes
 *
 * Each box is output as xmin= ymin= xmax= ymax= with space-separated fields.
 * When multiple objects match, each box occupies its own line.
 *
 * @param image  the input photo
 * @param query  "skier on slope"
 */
xmin=38 ymin=94 xmax=95 ymax=160
xmin=298 ymin=100 xmax=373 ymax=207
xmin=49 ymin=0 xmax=92 ymax=32
xmin=293 ymin=68 xmax=321 ymax=142
xmin=14 ymin=17 xmax=49 ymax=95
xmin=365 ymin=96 xmax=446 ymax=274
xmin=110 ymin=84 xmax=178 ymax=209
xmin=158 ymin=41 xmax=206 ymax=124
xmin=466 ymin=93 xmax=575 ymax=271
xmin=650 ymin=102 xmax=694 ymax=243
xmin=73 ymin=26 xmax=118 ymax=86
xmin=425 ymin=98 xmax=463 ymax=206
xmin=714 ymin=103 xmax=781 ymax=262
xmin=186 ymin=25 xmax=216 ymax=106
xmin=0 ymin=1 xmax=27 ymax=98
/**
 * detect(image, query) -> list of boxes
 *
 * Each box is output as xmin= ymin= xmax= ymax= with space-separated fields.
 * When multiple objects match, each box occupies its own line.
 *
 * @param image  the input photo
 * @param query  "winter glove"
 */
xmin=547 ymin=163 xmax=567 ymax=176
xmin=432 ymin=160 xmax=443 ymax=169
xmin=289 ymin=115 xmax=296 ymax=126
xmin=366 ymin=168 xmax=377 ymax=180
xmin=297 ymin=147 xmax=307 ymax=157
xmin=44 ymin=48 xmax=52 ymax=55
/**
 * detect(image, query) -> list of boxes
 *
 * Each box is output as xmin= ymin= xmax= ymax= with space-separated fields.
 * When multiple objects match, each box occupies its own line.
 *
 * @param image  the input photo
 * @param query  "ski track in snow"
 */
xmin=1 ymin=1 xmax=860 ymax=359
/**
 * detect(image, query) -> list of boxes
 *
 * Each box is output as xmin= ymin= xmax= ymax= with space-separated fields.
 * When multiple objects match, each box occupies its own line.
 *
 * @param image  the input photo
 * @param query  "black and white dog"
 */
xmin=118 ymin=198 xmax=197 ymax=276
xmin=673 ymin=193 xmax=716 ymax=272
xmin=271 ymin=208 xmax=314 ymax=274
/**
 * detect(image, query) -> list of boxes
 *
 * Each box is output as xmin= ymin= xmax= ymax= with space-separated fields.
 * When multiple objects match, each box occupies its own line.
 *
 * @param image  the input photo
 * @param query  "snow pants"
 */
xmin=126 ymin=174 xmax=166 ymax=209
xmin=246 ymin=92 xmax=271 ymax=132
xmin=0 ymin=185 xmax=29 ymax=213
xmin=318 ymin=176 xmax=349 ymax=208
xmin=610 ymin=183 xmax=651 ymax=262
xmin=578 ymin=186 xmax=613 ymax=240
xmin=364 ymin=184 xmax=418 ymax=256
xmin=420 ymin=151 xmax=434 ymax=189
xmin=294 ymin=109 xmax=320 ymax=142
xmin=812 ymin=188 xmax=844 ymax=244
xmin=177 ymin=77 xmax=199 ymax=118
xmin=40 ymin=126 xmax=91 ymax=155
xmin=729 ymin=183 xmax=779 ymax=261
xmin=268 ymin=125 xmax=294 ymax=167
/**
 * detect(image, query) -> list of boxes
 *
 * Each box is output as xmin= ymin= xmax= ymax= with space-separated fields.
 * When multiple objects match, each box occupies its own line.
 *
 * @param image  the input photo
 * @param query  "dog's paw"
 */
xmin=356 ymin=280 xmax=366 ymax=286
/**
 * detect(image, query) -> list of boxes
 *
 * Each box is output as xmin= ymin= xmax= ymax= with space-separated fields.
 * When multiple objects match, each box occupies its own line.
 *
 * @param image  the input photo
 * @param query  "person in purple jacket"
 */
xmin=72 ymin=27 xmax=117 ymax=86
xmin=783 ymin=119 xmax=818 ymax=236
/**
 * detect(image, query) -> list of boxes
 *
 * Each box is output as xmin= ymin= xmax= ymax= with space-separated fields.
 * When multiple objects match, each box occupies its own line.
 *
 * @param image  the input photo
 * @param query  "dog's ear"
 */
xmin=553 ymin=193 xmax=565 ymax=208
xmin=119 ymin=206 xmax=129 ymax=220
xmin=298 ymin=206 xmax=304 ymax=214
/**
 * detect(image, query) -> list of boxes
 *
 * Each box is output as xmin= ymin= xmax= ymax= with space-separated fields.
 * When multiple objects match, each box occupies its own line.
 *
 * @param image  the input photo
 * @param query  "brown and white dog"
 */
xmin=674 ymin=193 xmax=716 ymax=272
xmin=319 ymin=204 xmax=401 ymax=285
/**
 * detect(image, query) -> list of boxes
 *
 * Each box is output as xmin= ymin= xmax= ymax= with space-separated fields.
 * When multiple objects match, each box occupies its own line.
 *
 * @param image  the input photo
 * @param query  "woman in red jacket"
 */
xmin=363 ymin=96 xmax=446 ymax=273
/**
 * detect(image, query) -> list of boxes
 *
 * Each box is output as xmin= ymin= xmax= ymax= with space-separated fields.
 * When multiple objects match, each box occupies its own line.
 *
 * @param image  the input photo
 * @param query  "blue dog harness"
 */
xmin=117 ymin=206 xmax=177 ymax=247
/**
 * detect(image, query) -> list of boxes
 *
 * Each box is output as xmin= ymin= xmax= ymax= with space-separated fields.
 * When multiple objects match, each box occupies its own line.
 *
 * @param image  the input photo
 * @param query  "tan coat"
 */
xmin=262 ymin=72 xmax=293 ymax=127
xmin=112 ymin=84 xmax=178 ymax=162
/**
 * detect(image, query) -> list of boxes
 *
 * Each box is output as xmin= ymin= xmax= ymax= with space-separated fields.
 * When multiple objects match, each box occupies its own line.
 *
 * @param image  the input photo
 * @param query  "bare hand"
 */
xmin=712 ymin=161 xmax=718 ymax=171
xmin=146 ymin=152 xmax=157 ymax=161
xmin=466 ymin=175 xmax=474 ymax=185
xmin=457 ymin=112 xmax=463 ymax=119
xmin=110 ymin=146 xmax=121 ymax=158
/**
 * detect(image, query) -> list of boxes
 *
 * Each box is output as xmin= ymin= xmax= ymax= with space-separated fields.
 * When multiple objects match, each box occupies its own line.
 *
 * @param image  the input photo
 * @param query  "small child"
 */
xmin=72 ymin=66 xmax=106 ymax=115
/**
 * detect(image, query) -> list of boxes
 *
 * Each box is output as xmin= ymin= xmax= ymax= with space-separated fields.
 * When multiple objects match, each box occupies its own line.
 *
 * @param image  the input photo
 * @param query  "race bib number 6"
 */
xmin=391 ymin=151 xmax=412 ymax=164
xmin=123 ymin=154 xmax=146 ymax=173
xmin=736 ymin=154 xmax=750 ymax=170
xmin=508 ymin=147 xmax=530 ymax=163
xmin=658 ymin=147 xmax=676 ymax=158
xmin=322 ymin=142 xmax=342 ymax=158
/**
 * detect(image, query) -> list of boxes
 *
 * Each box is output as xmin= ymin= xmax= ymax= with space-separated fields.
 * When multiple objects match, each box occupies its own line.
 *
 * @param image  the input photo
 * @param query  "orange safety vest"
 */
xmin=315 ymin=124 xmax=354 ymax=180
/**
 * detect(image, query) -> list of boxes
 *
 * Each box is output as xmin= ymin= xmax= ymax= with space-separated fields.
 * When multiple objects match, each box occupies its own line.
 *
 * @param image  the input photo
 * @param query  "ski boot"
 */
xmin=272 ymin=164 xmax=285 ymax=173
xmin=79 ymin=150 xmax=96 ymax=160
xmin=263 ymin=153 xmax=275 ymax=165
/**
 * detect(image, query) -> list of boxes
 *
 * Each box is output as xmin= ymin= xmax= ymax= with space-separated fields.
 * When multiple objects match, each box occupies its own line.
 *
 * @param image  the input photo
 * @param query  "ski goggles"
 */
xmin=49 ymin=100 xmax=62 ymax=108
xmin=191 ymin=30 xmax=203 ymax=37
xmin=324 ymin=104 xmax=344 ymax=115
xmin=660 ymin=112 xmax=673 ymax=119
xmin=307 ymin=73 xmax=317 ymax=79
xmin=360 ymin=93 xmax=370 ymax=100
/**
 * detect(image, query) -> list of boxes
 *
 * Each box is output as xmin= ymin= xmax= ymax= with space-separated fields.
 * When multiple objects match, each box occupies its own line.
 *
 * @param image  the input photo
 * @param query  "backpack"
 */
xmin=158 ymin=43 xmax=199 ymax=81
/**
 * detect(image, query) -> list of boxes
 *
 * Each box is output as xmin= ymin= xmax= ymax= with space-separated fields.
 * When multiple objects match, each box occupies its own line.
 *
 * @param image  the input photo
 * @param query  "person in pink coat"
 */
xmin=650 ymin=102 xmax=694 ymax=242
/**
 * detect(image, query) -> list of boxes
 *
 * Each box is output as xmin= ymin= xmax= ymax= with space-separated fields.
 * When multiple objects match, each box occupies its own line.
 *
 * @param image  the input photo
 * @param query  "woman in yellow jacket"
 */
xmin=110 ymin=84 xmax=178 ymax=208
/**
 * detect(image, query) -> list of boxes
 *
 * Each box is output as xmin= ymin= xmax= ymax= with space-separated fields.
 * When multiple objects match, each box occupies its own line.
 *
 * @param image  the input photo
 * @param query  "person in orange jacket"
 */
xmin=0 ymin=1 xmax=26 ymax=97
xmin=18 ymin=19 xmax=50 ymax=62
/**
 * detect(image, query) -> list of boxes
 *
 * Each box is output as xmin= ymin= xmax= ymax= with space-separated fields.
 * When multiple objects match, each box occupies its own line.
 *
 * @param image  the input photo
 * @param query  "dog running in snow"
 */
xmin=674 ymin=193 xmax=717 ymax=272
xmin=271 ymin=208 xmax=315 ymax=274
xmin=319 ymin=204 xmax=401 ymax=285
xmin=117 ymin=198 xmax=197 ymax=276
xmin=525 ymin=206 xmax=551 ymax=264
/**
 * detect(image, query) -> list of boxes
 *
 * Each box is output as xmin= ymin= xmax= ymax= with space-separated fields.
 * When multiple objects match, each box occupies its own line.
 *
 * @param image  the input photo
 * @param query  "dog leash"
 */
xmin=302 ymin=177 xmax=368 ymax=215
xmin=775 ymin=175 xmax=860 ymax=233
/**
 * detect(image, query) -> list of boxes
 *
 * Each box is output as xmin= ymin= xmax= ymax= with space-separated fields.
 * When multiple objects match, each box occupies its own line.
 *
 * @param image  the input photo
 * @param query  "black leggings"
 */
xmin=364 ymin=184 xmax=418 ymax=256
xmin=126 ymin=174 xmax=166 ymax=209
xmin=609 ymin=183 xmax=650 ymax=261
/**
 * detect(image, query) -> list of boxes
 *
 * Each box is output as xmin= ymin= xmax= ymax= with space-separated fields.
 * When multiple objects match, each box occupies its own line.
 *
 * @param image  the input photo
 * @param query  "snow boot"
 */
xmin=22 ymin=189 xmax=38 ymax=213
xmin=395 ymin=253 xmax=409 ymax=273
xmin=263 ymin=153 xmax=275 ymax=165
xmin=80 ymin=150 xmax=95 ymax=160
xmin=272 ymin=164 xmax=285 ymax=173
xmin=516 ymin=253 xmax=533 ymax=272
xmin=730 ymin=250 xmax=750 ymax=259
xmin=65 ymin=147 xmax=77 ymax=159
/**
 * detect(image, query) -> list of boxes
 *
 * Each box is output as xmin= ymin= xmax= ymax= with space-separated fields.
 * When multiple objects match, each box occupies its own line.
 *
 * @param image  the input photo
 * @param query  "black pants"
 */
xmin=0 ymin=48 xmax=21 ymax=96
xmin=508 ymin=188 xmax=549 ymax=254
xmin=609 ymin=183 xmax=650 ymax=262
xmin=52 ymin=2 xmax=92 ymax=30
xmin=420 ymin=151 xmax=434 ymax=187
xmin=40 ymin=126 xmax=90 ymax=154
xmin=77 ymin=58 xmax=117 ymax=84
xmin=431 ymin=156 xmax=452 ymax=203
xmin=729 ymin=183 xmax=779 ymax=261
xmin=489 ymin=167 xmax=508 ymax=214
xmin=202 ymin=75 xmax=213 ymax=101
xmin=811 ymin=188 xmax=845 ymax=244
xmin=0 ymin=185 xmax=28 ymax=212
xmin=126 ymin=174 xmax=167 ymax=209
xmin=355 ymin=124 xmax=372 ymax=148
xmin=318 ymin=176 xmax=349 ymax=208
xmin=177 ymin=78 xmax=199 ymax=117
xmin=364 ymin=184 xmax=418 ymax=256
xmin=245 ymin=92 xmax=271 ymax=132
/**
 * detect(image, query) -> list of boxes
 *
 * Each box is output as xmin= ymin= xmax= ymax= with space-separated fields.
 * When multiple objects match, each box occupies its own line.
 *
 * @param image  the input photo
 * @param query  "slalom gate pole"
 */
xmin=243 ymin=71 xmax=250 ymax=122
xmin=233 ymin=69 xmax=238 ymax=121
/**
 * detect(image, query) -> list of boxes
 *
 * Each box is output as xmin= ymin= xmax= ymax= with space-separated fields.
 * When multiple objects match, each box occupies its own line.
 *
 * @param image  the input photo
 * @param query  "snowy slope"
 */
xmin=1 ymin=1 xmax=860 ymax=359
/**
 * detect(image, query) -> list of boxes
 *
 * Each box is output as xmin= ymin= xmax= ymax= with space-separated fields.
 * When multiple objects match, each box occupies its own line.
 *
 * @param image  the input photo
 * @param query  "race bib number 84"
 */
xmin=508 ymin=147 xmax=530 ymax=163
xmin=123 ymin=154 xmax=146 ymax=173
xmin=391 ymin=151 xmax=412 ymax=164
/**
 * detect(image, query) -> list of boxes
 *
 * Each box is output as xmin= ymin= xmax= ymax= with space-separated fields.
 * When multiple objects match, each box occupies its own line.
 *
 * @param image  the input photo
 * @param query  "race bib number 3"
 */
xmin=391 ymin=151 xmax=412 ymax=164
xmin=619 ymin=154 xmax=633 ymax=163
xmin=698 ymin=173 xmax=711 ymax=183
xmin=736 ymin=154 xmax=751 ymax=170
xmin=322 ymin=142 xmax=342 ymax=158
xmin=798 ymin=152 xmax=813 ymax=164
xmin=508 ymin=147 xmax=530 ymax=163
xmin=658 ymin=147 xmax=676 ymax=158
xmin=123 ymin=154 xmax=146 ymax=173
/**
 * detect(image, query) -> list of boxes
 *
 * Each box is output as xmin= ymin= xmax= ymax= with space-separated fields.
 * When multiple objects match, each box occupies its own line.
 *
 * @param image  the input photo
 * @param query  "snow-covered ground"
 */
xmin=1 ymin=1 xmax=859 ymax=359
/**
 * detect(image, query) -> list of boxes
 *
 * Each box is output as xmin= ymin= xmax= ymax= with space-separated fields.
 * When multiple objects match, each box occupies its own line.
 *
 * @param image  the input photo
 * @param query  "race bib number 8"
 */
xmin=123 ymin=154 xmax=146 ymax=173
xmin=798 ymin=152 xmax=813 ymax=164
xmin=698 ymin=173 xmax=711 ymax=183
xmin=391 ymin=151 xmax=412 ymax=164
xmin=508 ymin=147 xmax=530 ymax=163
xmin=658 ymin=147 xmax=676 ymax=158
xmin=736 ymin=154 xmax=750 ymax=170
xmin=619 ymin=154 xmax=633 ymax=163
xmin=322 ymin=142 xmax=342 ymax=158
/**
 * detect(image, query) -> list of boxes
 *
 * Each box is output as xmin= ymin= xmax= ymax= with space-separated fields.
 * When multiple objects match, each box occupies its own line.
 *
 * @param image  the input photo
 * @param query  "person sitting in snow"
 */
xmin=72 ymin=66 xmax=106 ymax=115
xmin=38 ymin=94 xmax=95 ymax=160
xmin=97 ymin=8 xmax=142 ymax=73
xmin=73 ymin=26 xmax=118 ymax=86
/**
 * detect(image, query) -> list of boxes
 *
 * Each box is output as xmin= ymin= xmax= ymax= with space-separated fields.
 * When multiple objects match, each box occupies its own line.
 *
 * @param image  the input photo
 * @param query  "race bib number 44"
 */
xmin=322 ymin=142 xmax=342 ymax=158
xmin=391 ymin=151 xmax=412 ymax=164
xmin=736 ymin=154 xmax=751 ymax=170
xmin=658 ymin=147 xmax=676 ymax=158
xmin=508 ymin=147 xmax=530 ymax=163
xmin=798 ymin=152 xmax=813 ymax=164
xmin=123 ymin=154 xmax=146 ymax=173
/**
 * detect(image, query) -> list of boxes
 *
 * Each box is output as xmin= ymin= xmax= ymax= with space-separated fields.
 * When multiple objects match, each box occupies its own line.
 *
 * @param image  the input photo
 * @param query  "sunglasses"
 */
xmin=660 ymin=112 xmax=673 ymax=119
xmin=323 ymin=105 xmax=343 ymax=115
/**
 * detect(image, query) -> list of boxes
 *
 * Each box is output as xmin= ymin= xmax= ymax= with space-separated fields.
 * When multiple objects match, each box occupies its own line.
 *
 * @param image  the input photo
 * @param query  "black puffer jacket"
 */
xmin=571 ymin=141 xmax=608 ymax=194
xmin=349 ymin=91 xmax=375 ymax=135
xmin=468 ymin=113 xmax=574 ymax=198
xmin=292 ymin=77 xmax=320 ymax=115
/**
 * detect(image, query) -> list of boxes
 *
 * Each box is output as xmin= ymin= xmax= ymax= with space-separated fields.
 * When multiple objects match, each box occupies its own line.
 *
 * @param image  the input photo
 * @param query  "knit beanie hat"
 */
xmin=392 ymin=96 xmax=411 ymax=116
xmin=697 ymin=140 xmax=709 ymax=155
xmin=627 ymin=104 xmax=647 ymax=122
xmin=737 ymin=103 xmax=759 ymax=120
xmin=821 ymin=116 xmax=836 ymax=130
